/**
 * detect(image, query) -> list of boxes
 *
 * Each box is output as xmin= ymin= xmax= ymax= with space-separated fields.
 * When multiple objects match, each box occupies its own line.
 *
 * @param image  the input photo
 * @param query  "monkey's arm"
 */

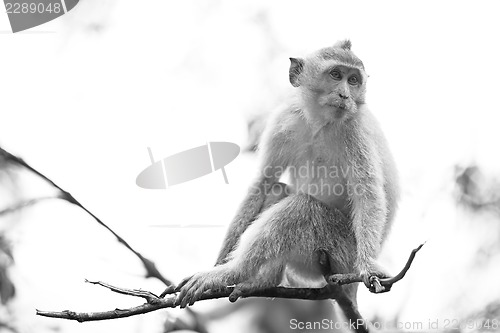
xmin=215 ymin=175 xmax=276 ymax=265
xmin=347 ymin=128 xmax=388 ymax=279
xmin=215 ymin=109 xmax=295 ymax=265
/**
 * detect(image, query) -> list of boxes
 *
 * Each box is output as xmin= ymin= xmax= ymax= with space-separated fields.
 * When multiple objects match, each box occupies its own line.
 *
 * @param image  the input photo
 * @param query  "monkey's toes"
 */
xmin=229 ymin=282 xmax=260 ymax=302
xmin=228 ymin=286 xmax=246 ymax=302
xmin=174 ymin=275 xmax=194 ymax=293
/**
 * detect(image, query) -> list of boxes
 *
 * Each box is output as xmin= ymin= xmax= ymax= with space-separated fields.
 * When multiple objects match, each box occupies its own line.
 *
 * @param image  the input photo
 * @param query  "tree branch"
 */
xmin=36 ymin=281 xmax=341 ymax=322
xmin=0 ymin=146 xmax=171 ymax=286
xmin=1 ymin=146 xmax=208 ymax=330
xmin=36 ymin=244 xmax=424 ymax=322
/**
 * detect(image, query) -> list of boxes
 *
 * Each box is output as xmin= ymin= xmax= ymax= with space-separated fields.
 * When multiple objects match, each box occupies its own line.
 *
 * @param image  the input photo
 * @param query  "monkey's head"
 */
xmin=289 ymin=40 xmax=368 ymax=124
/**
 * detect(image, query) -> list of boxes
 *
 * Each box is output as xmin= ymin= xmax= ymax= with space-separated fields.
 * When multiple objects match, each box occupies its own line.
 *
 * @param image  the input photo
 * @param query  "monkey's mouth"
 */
xmin=336 ymin=102 xmax=347 ymax=110
xmin=326 ymin=100 xmax=348 ymax=110
xmin=326 ymin=102 xmax=347 ymax=112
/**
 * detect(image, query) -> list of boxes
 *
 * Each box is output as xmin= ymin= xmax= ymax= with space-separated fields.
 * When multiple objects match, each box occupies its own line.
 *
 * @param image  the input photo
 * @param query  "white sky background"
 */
xmin=1 ymin=0 xmax=500 ymax=332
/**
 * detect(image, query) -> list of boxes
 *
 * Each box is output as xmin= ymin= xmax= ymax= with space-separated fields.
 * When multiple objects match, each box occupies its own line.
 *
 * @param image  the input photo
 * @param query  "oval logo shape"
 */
xmin=4 ymin=0 xmax=80 ymax=33
xmin=136 ymin=142 xmax=240 ymax=189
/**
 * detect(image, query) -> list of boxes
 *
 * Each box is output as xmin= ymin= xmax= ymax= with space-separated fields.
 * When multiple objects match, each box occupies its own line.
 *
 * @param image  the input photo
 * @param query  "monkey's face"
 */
xmin=299 ymin=63 xmax=366 ymax=123
xmin=289 ymin=42 xmax=367 ymax=124
xmin=315 ymin=65 xmax=365 ymax=119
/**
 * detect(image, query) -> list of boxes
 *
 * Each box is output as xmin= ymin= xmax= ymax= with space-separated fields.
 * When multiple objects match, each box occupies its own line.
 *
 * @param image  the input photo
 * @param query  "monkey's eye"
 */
xmin=330 ymin=70 xmax=342 ymax=80
xmin=348 ymin=76 xmax=359 ymax=85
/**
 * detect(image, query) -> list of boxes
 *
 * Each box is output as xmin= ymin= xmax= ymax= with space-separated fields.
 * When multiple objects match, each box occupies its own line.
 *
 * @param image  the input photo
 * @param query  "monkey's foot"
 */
xmin=228 ymin=280 xmax=266 ymax=303
xmin=174 ymin=270 xmax=231 ymax=308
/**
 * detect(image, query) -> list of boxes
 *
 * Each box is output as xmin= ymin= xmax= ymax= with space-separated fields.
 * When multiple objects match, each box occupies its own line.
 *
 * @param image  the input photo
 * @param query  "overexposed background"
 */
xmin=1 ymin=1 xmax=500 ymax=332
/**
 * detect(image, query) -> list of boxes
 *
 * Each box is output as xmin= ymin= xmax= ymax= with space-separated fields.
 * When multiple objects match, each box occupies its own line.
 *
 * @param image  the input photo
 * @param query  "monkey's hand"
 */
xmin=174 ymin=272 xmax=216 ymax=308
xmin=360 ymin=262 xmax=392 ymax=294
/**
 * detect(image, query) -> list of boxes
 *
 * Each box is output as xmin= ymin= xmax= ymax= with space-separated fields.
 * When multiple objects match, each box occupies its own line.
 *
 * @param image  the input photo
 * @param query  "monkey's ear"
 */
xmin=334 ymin=39 xmax=352 ymax=50
xmin=289 ymin=57 xmax=304 ymax=87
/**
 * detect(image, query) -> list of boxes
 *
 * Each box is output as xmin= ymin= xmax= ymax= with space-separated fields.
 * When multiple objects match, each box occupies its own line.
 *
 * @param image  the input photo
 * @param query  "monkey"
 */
xmin=174 ymin=40 xmax=399 ymax=329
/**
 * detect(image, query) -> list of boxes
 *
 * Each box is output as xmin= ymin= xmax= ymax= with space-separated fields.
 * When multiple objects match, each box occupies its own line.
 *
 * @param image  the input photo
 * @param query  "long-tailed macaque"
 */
xmin=175 ymin=40 xmax=399 ymax=331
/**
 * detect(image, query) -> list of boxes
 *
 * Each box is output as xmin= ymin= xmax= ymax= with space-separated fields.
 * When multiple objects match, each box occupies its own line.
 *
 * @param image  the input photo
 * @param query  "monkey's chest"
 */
xmin=289 ymin=148 xmax=350 ymax=215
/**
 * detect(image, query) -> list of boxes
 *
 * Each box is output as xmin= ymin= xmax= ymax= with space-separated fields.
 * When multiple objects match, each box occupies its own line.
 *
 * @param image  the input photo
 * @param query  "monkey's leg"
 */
xmin=318 ymin=249 xmax=369 ymax=333
xmin=175 ymin=202 xmax=295 ymax=308
xmin=233 ymin=196 xmax=369 ymax=332
xmin=176 ymin=193 xmax=353 ymax=307
xmin=228 ymin=258 xmax=286 ymax=302
xmin=216 ymin=181 xmax=291 ymax=265
xmin=175 ymin=185 xmax=292 ymax=308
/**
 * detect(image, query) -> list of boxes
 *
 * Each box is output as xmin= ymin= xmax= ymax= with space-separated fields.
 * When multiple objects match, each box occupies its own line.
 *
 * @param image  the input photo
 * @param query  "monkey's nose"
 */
xmin=339 ymin=93 xmax=348 ymax=100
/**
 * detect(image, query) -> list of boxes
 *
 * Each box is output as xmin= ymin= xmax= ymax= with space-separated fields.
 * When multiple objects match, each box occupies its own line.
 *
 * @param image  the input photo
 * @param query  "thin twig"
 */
xmin=0 ymin=196 xmax=57 ymax=216
xmin=326 ymin=243 xmax=425 ymax=293
xmin=379 ymin=243 xmax=425 ymax=285
xmin=85 ymin=280 xmax=161 ymax=302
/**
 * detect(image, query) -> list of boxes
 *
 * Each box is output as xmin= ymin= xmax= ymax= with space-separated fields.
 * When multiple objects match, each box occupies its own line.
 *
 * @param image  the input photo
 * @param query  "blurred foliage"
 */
xmin=0 ymin=235 xmax=15 ymax=305
xmin=455 ymin=165 xmax=500 ymax=213
xmin=0 ymin=156 xmax=18 ymax=331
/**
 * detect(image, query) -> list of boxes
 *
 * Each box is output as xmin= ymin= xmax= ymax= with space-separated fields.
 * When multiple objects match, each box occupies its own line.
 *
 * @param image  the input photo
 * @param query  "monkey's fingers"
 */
xmin=188 ymin=287 xmax=206 ymax=306
xmin=182 ymin=284 xmax=207 ymax=308
xmin=360 ymin=272 xmax=372 ymax=290
xmin=176 ymin=276 xmax=207 ymax=308
xmin=175 ymin=286 xmax=190 ymax=308
xmin=159 ymin=285 xmax=176 ymax=298
xmin=174 ymin=278 xmax=196 ymax=307
xmin=174 ymin=275 xmax=194 ymax=293
xmin=368 ymin=276 xmax=388 ymax=293
xmin=179 ymin=283 xmax=200 ymax=308
xmin=364 ymin=271 xmax=392 ymax=293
